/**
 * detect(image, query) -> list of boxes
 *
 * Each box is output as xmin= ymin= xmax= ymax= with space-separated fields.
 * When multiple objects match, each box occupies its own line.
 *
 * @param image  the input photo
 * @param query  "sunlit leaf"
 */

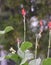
xmin=20 ymin=41 xmax=32 ymax=52
xmin=4 ymin=26 xmax=14 ymax=33
xmin=42 ymin=58 xmax=51 ymax=65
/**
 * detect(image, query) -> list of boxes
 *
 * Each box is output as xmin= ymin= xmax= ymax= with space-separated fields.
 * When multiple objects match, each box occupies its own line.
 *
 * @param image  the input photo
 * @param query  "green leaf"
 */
xmin=23 ymin=62 xmax=28 ymax=65
xmin=4 ymin=26 xmax=14 ymax=33
xmin=42 ymin=58 xmax=51 ymax=65
xmin=5 ymin=53 xmax=19 ymax=63
xmin=20 ymin=41 xmax=32 ymax=52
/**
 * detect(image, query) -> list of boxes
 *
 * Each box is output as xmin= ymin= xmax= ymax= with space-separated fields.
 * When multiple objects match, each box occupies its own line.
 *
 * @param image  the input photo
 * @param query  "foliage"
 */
xmin=23 ymin=62 xmax=28 ymax=65
xmin=4 ymin=26 xmax=14 ymax=33
xmin=20 ymin=41 xmax=33 ymax=52
xmin=0 ymin=26 xmax=14 ymax=34
xmin=0 ymin=0 xmax=51 ymax=64
xmin=42 ymin=58 xmax=51 ymax=65
xmin=5 ymin=41 xmax=34 ymax=65
xmin=6 ymin=0 xmax=22 ymax=7
xmin=5 ymin=53 xmax=19 ymax=63
xmin=0 ymin=26 xmax=15 ymax=50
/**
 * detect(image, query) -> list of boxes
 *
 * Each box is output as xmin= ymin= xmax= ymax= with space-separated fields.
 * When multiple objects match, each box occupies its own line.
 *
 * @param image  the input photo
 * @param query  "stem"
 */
xmin=35 ymin=37 xmax=38 ymax=59
xmin=47 ymin=30 xmax=51 ymax=58
xmin=17 ymin=41 xmax=20 ymax=53
xmin=23 ymin=15 xmax=26 ymax=42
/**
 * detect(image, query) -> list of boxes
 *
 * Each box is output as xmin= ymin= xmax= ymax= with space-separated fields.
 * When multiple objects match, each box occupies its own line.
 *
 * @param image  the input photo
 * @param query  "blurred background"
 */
xmin=0 ymin=0 xmax=51 ymax=65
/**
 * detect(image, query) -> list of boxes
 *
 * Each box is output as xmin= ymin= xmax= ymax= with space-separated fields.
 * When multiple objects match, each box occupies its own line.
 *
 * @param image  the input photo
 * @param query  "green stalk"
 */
xmin=23 ymin=15 xmax=26 ymax=42
xmin=47 ymin=30 xmax=51 ymax=58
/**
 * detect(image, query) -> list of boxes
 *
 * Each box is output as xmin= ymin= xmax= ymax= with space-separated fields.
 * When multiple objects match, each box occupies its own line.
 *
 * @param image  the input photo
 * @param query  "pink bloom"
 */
xmin=21 ymin=8 xmax=26 ymax=16
xmin=48 ymin=21 xmax=51 ymax=30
